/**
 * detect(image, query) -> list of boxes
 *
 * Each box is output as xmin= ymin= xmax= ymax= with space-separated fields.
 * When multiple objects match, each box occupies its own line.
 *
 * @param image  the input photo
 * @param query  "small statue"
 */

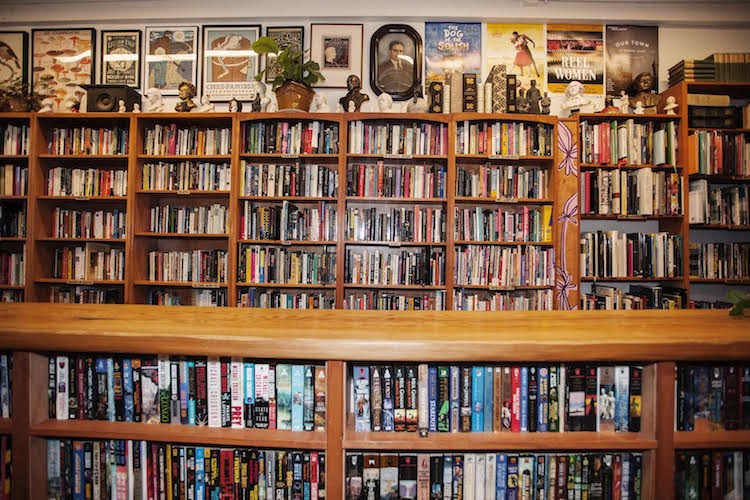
xmin=38 ymin=97 xmax=54 ymax=113
xmin=335 ymin=102 xmax=344 ymax=112
xmin=561 ymin=81 xmax=590 ymax=114
xmin=257 ymin=82 xmax=271 ymax=112
xmin=405 ymin=89 xmax=428 ymax=113
xmin=229 ymin=98 xmax=243 ymax=112
xmin=339 ymin=75 xmax=369 ymax=112
xmin=267 ymin=100 xmax=278 ymax=113
xmin=629 ymin=72 xmax=660 ymax=112
xmin=526 ymin=80 xmax=541 ymax=114
xmin=377 ymin=92 xmax=394 ymax=112
xmin=540 ymin=92 xmax=551 ymax=115
xmin=174 ymin=81 xmax=197 ymax=113
xmin=618 ymin=90 xmax=630 ymax=114
xmin=64 ymin=97 xmax=80 ymax=113
xmin=516 ymin=87 xmax=529 ymax=113
xmin=145 ymin=87 xmax=164 ymax=113
xmin=118 ymin=100 xmax=126 ymax=113
xmin=347 ymin=100 xmax=355 ymax=112
xmin=634 ymin=101 xmax=645 ymax=114
xmin=312 ymin=93 xmax=330 ymax=112
xmin=664 ymin=96 xmax=678 ymax=115
xmin=199 ymin=95 xmax=215 ymax=112
xmin=250 ymin=91 xmax=261 ymax=112
xmin=132 ymin=103 xmax=141 ymax=113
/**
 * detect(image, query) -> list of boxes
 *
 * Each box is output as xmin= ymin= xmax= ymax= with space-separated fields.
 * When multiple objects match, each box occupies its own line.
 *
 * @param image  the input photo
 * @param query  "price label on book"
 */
xmin=384 ymin=154 xmax=413 ymax=160
xmin=621 ymin=215 xmax=646 ymax=220
xmin=281 ymin=240 xmax=292 ymax=246
xmin=489 ymin=284 xmax=515 ymax=291
xmin=488 ymin=154 xmax=519 ymax=160
xmin=388 ymin=241 xmax=402 ymax=247
xmin=281 ymin=153 xmax=299 ymax=159
xmin=192 ymin=283 xmax=220 ymax=289
xmin=495 ymin=196 xmax=519 ymax=203
xmin=66 ymin=280 xmax=94 ymax=285
xmin=74 ymin=196 xmax=90 ymax=201
xmin=177 ymin=190 xmax=190 ymax=195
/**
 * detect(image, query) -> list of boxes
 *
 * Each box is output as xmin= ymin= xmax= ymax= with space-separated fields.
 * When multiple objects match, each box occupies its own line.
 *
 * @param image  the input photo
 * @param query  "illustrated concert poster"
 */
xmin=101 ymin=30 xmax=141 ymax=88
xmin=265 ymin=26 xmax=303 ymax=84
xmin=605 ymin=25 xmax=658 ymax=101
xmin=546 ymin=24 xmax=603 ymax=94
xmin=424 ymin=22 xmax=481 ymax=83
xmin=202 ymin=25 xmax=260 ymax=101
xmin=0 ymin=32 xmax=28 ymax=86
xmin=486 ymin=23 xmax=545 ymax=93
xmin=145 ymin=26 xmax=198 ymax=95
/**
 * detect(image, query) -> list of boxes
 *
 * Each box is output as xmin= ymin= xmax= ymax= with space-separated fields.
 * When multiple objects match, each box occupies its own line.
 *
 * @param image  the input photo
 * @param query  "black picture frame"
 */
xmin=370 ymin=24 xmax=422 ymax=101
xmin=265 ymin=26 xmax=304 ymax=84
xmin=100 ymin=30 xmax=142 ymax=89
xmin=0 ymin=31 xmax=29 ymax=85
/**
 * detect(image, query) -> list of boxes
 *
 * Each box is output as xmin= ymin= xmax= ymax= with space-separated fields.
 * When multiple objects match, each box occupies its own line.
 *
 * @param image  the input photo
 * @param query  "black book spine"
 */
xmin=113 ymin=357 xmax=124 ymax=422
xmin=586 ymin=365 xmax=598 ymax=432
xmin=629 ymin=366 xmax=643 ymax=433
xmin=724 ymin=365 xmax=741 ymax=430
xmin=48 ymin=357 xmax=56 ymax=419
xmin=528 ymin=366 xmax=538 ymax=433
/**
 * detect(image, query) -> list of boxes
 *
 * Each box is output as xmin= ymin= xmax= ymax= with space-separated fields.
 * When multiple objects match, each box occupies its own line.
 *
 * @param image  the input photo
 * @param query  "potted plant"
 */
xmin=251 ymin=36 xmax=324 ymax=112
xmin=0 ymin=81 xmax=41 ymax=112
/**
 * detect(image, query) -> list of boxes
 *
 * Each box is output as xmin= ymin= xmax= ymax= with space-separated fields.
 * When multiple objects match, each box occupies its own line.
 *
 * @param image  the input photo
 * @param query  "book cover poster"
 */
xmin=546 ymin=24 xmax=603 ymax=94
xmin=605 ymin=25 xmax=658 ymax=101
xmin=486 ymin=23 xmax=545 ymax=92
xmin=425 ymin=22 xmax=482 ymax=83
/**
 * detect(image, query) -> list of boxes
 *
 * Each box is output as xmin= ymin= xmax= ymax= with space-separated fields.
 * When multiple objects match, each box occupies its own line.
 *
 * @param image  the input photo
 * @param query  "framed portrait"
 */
xmin=202 ymin=25 xmax=261 ymax=102
xmin=310 ymin=23 xmax=363 ymax=89
xmin=370 ymin=24 xmax=423 ymax=101
xmin=101 ymin=30 xmax=141 ymax=88
xmin=32 ymin=28 xmax=95 ymax=111
xmin=0 ymin=32 xmax=28 ymax=86
xmin=265 ymin=26 xmax=304 ymax=84
xmin=145 ymin=26 xmax=198 ymax=95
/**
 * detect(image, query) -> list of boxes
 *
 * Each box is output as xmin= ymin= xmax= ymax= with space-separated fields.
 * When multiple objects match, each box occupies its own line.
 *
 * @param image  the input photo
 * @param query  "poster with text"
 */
xmin=546 ymin=24 xmax=603 ymax=94
xmin=425 ymin=22 xmax=481 ymax=83
xmin=202 ymin=25 xmax=260 ymax=101
xmin=145 ymin=27 xmax=197 ymax=95
xmin=486 ymin=23 xmax=545 ymax=93
xmin=32 ymin=29 xmax=95 ymax=111
xmin=605 ymin=25 xmax=658 ymax=101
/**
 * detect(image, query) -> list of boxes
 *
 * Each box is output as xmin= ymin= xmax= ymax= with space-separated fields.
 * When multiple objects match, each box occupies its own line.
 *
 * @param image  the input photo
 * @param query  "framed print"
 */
xmin=370 ymin=24 xmax=422 ymax=101
xmin=145 ymin=26 xmax=198 ymax=95
xmin=265 ymin=26 xmax=304 ymax=84
xmin=0 ymin=31 xmax=28 ymax=86
xmin=310 ymin=23 xmax=363 ymax=89
xmin=426 ymin=23 xmax=482 ymax=83
xmin=101 ymin=30 xmax=141 ymax=88
xmin=202 ymin=25 xmax=261 ymax=102
xmin=32 ymin=28 xmax=95 ymax=111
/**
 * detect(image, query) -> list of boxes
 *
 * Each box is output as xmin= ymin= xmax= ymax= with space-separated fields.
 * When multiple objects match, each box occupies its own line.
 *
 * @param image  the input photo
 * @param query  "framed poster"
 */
xmin=310 ymin=23 xmax=363 ymax=89
xmin=486 ymin=24 xmax=545 ymax=93
xmin=100 ymin=30 xmax=141 ymax=88
xmin=145 ymin=26 xmax=198 ymax=95
xmin=0 ymin=31 xmax=28 ymax=86
xmin=32 ymin=28 xmax=95 ymax=111
xmin=202 ymin=25 xmax=261 ymax=102
xmin=605 ymin=25 xmax=658 ymax=103
xmin=546 ymin=24 xmax=604 ymax=95
xmin=370 ymin=24 xmax=422 ymax=101
xmin=424 ymin=22 xmax=481 ymax=83
xmin=265 ymin=26 xmax=304 ymax=84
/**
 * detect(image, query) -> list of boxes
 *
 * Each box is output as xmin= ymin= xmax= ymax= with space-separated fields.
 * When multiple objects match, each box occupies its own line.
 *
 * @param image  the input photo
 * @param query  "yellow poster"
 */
xmin=486 ymin=24 xmax=546 ymax=93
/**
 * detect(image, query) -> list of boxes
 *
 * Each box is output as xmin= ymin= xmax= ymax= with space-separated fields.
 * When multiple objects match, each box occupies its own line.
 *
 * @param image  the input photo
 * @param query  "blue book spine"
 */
xmin=291 ymin=365 xmax=304 ymax=431
xmin=180 ymin=361 xmax=189 ymax=425
xmin=520 ymin=367 xmax=529 ymax=432
xmin=538 ymin=367 xmax=549 ymax=433
xmin=428 ymin=366 xmax=438 ymax=432
xmin=496 ymin=453 xmax=507 ymax=500
xmin=484 ymin=366 xmax=493 ymax=432
xmin=196 ymin=447 xmax=205 ymax=499
xmin=471 ymin=366 xmax=484 ymax=432
xmin=73 ymin=442 xmax=84 ymax=500
xmin=123 ymin=359 xmax=133 ymax=422
xmin=187 ymin=360 xmax=196 ymax=425
xmin=106 ymin=359 xmax=115 ymax=422
xmin=244 ymin=362 xmax=255 ymax=426
xmin=449 ymin=366 xmax=460 ymax=433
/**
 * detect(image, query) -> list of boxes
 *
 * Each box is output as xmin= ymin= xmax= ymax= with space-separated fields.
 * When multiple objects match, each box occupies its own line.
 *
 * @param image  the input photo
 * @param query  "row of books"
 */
xmin=46 ymin=440 xmax=326 ymax=500
xmin=707 ymin=52 xmax=750 ymax=82
xmin=0 ymin=205 xmax=24 ymax=238
xmin=0 ymin=290 xmax=21 ymax=302
xmin=243 ymin=120 xmax=339 ymax=155
xmin=0 ymin=250 xmax=23 ymax=286
xmin=454 ymin=206 xmax=552 ymax=243
xmin=580 ymin=169 xmax=682 ymax=216
xmin=688 ymin=130 xmax=750 ymax=176
xmin=46 ymin=127 xmax=129 ymax=156
xmin=240 ymin=201 xmax=336 ymax=242
xmin=240 ymin=162 xmax=338 ymax=198
xmin=345 ymin=247 xmax=445 ymax=286
xmin=675 ymin=365 xmax=750 ymax=431
xmin=579 ymin=231 xmax=683 ymax=279
xmin=345 ymin=452 xmax=642 ymax=500
xmin=46 ymin=167 xmax=128 ymax=197
xmin=149 ymin=203 xmax=228 ymax=235
xmin=147 ymin=250 xmax=227 ymax=283
xmin=53 ymin=207 xmax=126 ymax=239
xmin=579 ymin=120 xmax=678 ymax=166
xmin=141 ymin=161 xmax=231 ymax=192
xmin=1 ymin=123 xmax=28 ymax=155
xmin=580 ymin=285 xmax=688 ymax=310
xmin=237 ymin=246 xmax=336 ymax=285
xmin=53 ymin=245 xmax=124 ymax=281
xmin=689 ymin=181 xmax=748 ymax=226
xmin=49 ymin=355 xmax=326 ymax=430
xmin=689 ymin=242 xmax=750 ymax=281
xmin=347 ymin=162 xmax=446 ymax=199
xmin=454 ymin=245 xmax=555 ymax=288
xmin=49 ymin=285 xmax=119 ymax=304
xmin=348 ymin=121 xmax=448 ymax=156
xmin=0 ymin=164 xmax=26 ymax=196
xmin=344 ymin=290 xmax=446 ymax=311
xmin=455 ymin=121 xmax=554 ymax=157
xmin=238 ymin=289 xmax=335 ymax=309
xmin=143 ymin=124 xmax=231 ymax=156
xmin=453 ymin=289 xmax=553 ymax=311
xmin=675 ymin=450 xmax=750 ymax=500
xmin=455 ymin=164 xmax=549 ymax=200
xmin=352 ymin=364 xmax=642 ymax=434
xmin=345 ymin=206 xmax=445 ymax=243
xmin=148 ymin=288 xmax=228 ymax=307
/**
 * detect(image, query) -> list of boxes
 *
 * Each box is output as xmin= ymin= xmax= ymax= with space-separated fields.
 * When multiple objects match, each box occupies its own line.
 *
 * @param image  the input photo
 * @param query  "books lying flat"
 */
xmin=686 ymin=93 xmax=731 ymax=107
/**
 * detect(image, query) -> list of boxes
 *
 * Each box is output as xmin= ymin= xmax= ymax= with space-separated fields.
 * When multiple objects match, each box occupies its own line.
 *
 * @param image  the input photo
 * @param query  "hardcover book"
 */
xmin=437 ymin=366 xmax=450 ymax=432
xmin=462 ymin=73 xmax=478 ymax=112
xmin=291 ymin=364 xmax=304 ymax=431
xmin=629 ymin=366 xmax=642 ymax=432
xmin=382 ymin=366 xmax=395 ymax=432
xmin=614 ymin=365 xmax=630 ymax=432
xmin=354 ymin=366 xmax=371 ymax=432
xmin=380 ymin=454 xmax=399 ymax=500
xmin=399 ymin=455 xmax=418 ymax=500
xmin=598 ymin=366 xmax=616 ymax=433
xmin=314 ymin=366 xmax=326 ymax=431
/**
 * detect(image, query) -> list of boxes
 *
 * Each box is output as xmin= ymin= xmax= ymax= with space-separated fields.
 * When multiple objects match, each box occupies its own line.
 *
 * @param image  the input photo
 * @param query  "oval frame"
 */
xmin=370 ymin=24 xmax=423 ymax=101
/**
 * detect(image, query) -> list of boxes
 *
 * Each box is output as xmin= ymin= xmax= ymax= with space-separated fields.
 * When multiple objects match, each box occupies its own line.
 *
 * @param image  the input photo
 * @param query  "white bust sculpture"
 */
xmin=267 ymin=99 xmax=278 ymax=113
xmin=132 ymin=103 xmax=141 ymax=113
xmin=146 ymin=87 xmax=164 ymax=113
xmin=313 ymin=93 xmax=330 ymax=112
xmin=664 ymin=96 xmax=678 ymax=115
xmin=634 ymin=101 xmax=645 ymax=114
xmin=561 ymin=81 xmax=590 ymax=113
xmin=377 ymin=92 xmax=394 ymax=113
xmin=118 ymin=100 xmax=126 ymax=113
xmin=258 ymin=82 xmax=271 ymax=112
xmin=406 ymin=91 xmax=428 ymax=113
xmin=619 ymin=90 xmax=630 ymax=114
xmin=199 ymin=95 xmax=215 ymax=112
xmin=39 ymin=97 xmax=54 ymax=113
xmin=335 ymin=102 xmax=344 ymax=112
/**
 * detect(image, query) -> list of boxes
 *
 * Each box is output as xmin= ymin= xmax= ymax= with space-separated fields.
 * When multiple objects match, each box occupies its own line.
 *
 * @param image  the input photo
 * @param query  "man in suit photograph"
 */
xmin=378 ymin=39 xmax=413 ymax=94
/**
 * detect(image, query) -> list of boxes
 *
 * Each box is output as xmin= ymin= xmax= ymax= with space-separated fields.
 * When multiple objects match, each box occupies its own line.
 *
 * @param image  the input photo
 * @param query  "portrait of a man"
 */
xmin=370 ymin=24 xmax=422 ymax=100
xmin=323 ymin=37 xmax=350 ymax=68
xmin=378 ymin=39 xmax=413 ymax=94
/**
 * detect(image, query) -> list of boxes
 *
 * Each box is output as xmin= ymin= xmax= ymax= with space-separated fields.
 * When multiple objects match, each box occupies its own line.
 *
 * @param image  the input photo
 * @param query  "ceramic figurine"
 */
xmin=664 ymin=96 xmax=678 ymax=115
xmin=64 ymin=97 xmax=80 ymax=113
xmin=38 ymin=97 xmax=54 ymax=113
xmin=634 ymin=101 xmax=645 ymax=114
xmin=133 ymin=103 xmax=141 ymax=113
xmin=377 ymin=92 xmax=394 ymax=112
xmin=561 ymin=81 xmax=590 ymax=113
xmin=516 ymin=88 xmax=529 ymax=113
xmin=347 ymin=100 xmax=355 ymax=112
xmin=335 ymin=102 xmax=344 ymax=112
xmin=174 ymin=82 xmax=197 ymax=113
xmin=540 ymin=92 xmax=551 ymax=115
xmin=526 ymin=80 xmax=541 ymax=114
xmin=618 ymin=90 xmax=630 ymax=114
xmin=118 ymin=100 xmax=126 ymax=113
xmin=257 ymin=83 xmax=271 ymax=112
xmin=228 ymin=98 xmax=243 ymax=112
xmin=313 ymin=93 xmax=330 ymax=112
xmin=406 ymin=89 xmax=428 ymax=113
xmin=145 ymin=88 xmax=164 ymax=113
xmin=339 ymin=75 xmax=369 ymax=112
xmin=250 ymin=92 xmax=261 ymax=112
xmin=267 ymin=100 xmax=278 ymax=113
xmin=199 ymin=95 xmax=215 ymax=112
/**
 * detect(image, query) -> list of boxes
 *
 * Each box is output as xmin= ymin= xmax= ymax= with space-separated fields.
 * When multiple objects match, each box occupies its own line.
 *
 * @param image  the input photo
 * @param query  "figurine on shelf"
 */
xmin=250 ymin=90 xmax=261 ymax=112
xmin=526 ymin=80 xmax=541 ymax=114
xmin=347 ymin=100 xmax=355 ymax=113
xmin=312 ymin=93 xmax=330 ymax=112
xmin=377 ymin=92 xmax=394 ymax=112
xmin=664 ymin=96 xmax=678 ymax=115
xmin=145 ymin=87 xmax=164 ymax=113
xmin=634 ymin=101 xmax=645 ymax=114
xmin=629 ymin=72 xmax=661 ymax=112
xmin=118 ymin=100 xmax=126 ymax=113
xmin=132 ymin=103 xmax=141 ymax=113
xmin=540 ymin=92 xmax=551 ymax=115
xmin=561 ymin=81 xmax=590 ymax=114
xmin=258 ymin=82 xmax=271 ymax=112
xmin=229 ymin=97 xmax=243 ymax=112
xmin=38 ymin=97 xmax=53 ymax=113
xmin=618 ymin=90 xmax=630 ymax=114
xmin=405 ymin=89 xmax=428 ymax=113
xmin=267 ymin=100 xmax=278 ymax=113
xmin=174 ymin=82 xmax=197 ymax=112
xmin=64 ymin=97 xmax=80 ymax=113
xmin=199 ymin=95 xmax=215 ymax=112
xmin=516 ymin=87 xmax=529 ymax=113
xmin=339 ymin=74 xmax=369 ymax=112
xmin=335 ymin=102 xmax=344 ymax=112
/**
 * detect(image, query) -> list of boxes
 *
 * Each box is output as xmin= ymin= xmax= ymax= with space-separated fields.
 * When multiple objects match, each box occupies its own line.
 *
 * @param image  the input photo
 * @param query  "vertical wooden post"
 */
xmin=11 ymin=351 xmax=29 ymax=500
xmin=325 ymin=360 xmax=344 ymax=500
xmin=655 ymin=361 xmax=676 ymax=500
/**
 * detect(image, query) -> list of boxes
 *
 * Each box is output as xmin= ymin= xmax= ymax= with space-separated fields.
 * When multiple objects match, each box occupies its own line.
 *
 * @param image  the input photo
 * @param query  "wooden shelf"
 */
xmin=455 ymin=284 xmax=553 ymax=291
xmin=455 ymin=154 xmax=554 ymax=161
xmin=579 ymin=163 xmax=681 ymax=171
xmin=238 ymin=239 xmax=336 ymax=246
xmin=577 ymin=113 xmax=679 ymax=122
xmin=29 ymin=420 xmax=326 ymax=449
xmin=581 ymin=214 xmax=683 ymax=221
xmin=37 ymin=195 xmax=127 ymax=202
xmin=454 ymin=240 xmax=553 ymax=246
xmin=0 ymin=284 xmax=24 ymax=290
xmin=0 ymin=155 xmax=28 ymax=160
xmin=136 ymin=190 xmax=230 ymax=197
xmin=0 ymin=237 xmax=26 ymax=242
xmin=343 ymin=284 xmax=445 ymax=290
xmin=454 ymin=197 xmax=553 ymax=205
xmin=344 ymin=240 xmax=447 ymax=247
xmin=346 ymin=197 xmax=446 ymax=204
xmin=581 ymin=277 xmax=684 ymax=282
xmin=0 ymin=195 xmax=27 ymax=201
xmin=690 ymin=278 xmax=750 ymax=285
xmin=37 ymin=237 xmax=126 ymax=243
xmin=135 ymin=232 xmax=228 ymax=239
xmin=242 ymin=153 xmax=339 ymax=159
xmin=133 ymin=280 xmax=227 ymax=288
xmin=36 ymin=278 xmax=125 ymax=285
xmin=37 ymin=154 xmax=128 ymax=160
xmin=690 ymin=224 xmax=750 ymax=231
xmin=239 ymin=196 xmax=336 ymax=202
xmin=688 ymin=127 xmax=750 ymax=133
xmin=346 ymin=153 xmax=447 ymax=160
xmin=674 ymin=430 xmax=750 ymax=449
xmin=688 ymin=173 xmax=750 ymax=183
xmin=236 ymin=282 xmax=336 ymax=289
xmin=137 ymin=154 xmax=232 ymax=160
xmin=453 ymin=112 xmax=557 ymax=125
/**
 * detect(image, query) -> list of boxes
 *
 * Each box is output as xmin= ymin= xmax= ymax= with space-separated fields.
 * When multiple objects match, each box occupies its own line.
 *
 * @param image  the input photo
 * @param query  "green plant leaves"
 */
xmin=249 ymin=40 xmax=324 ymax=90
xmin=250 ymin=37 xmax=280 ymax=56
xmin=727 ymin=290 xmax=750 ymax=316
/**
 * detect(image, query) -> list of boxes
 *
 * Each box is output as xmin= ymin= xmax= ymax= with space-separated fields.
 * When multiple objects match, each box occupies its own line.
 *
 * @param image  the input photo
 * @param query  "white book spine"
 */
xmin=231 ymin=358 xmax=245 ymax=428
xmin=207 ymin=357 xmax=221 ymax=427
xmin=56 ymin=355 xmax=68 ymax=420
xmin=475 ymin=453 xmax=485 ymax=500
xmin=464 ymin=453 xmax=476 ymax=500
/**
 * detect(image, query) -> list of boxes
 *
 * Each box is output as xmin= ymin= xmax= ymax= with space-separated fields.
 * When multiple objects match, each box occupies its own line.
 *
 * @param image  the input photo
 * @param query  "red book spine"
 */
xmin=711 ymin=451 xmax=722 ymax=500
xmin=511 ymin=366 xmax=521 ymax=432
xmin=220 ymin=449 xmax=234 ymax=500
xmin=358 ymin=165 xmax=365 ymax=197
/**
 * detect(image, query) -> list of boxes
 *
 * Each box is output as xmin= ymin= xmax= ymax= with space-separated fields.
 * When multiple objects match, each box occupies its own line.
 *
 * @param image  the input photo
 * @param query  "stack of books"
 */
xmin=668 ymin=59 xmax=716 ymax=87
xmin=706 ymin=52 xmax=750 ymax=82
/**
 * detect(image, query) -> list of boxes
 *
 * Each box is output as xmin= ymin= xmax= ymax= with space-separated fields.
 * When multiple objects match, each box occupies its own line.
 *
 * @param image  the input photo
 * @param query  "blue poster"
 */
xmin=425 ymin=22 xmax=482 ymax=83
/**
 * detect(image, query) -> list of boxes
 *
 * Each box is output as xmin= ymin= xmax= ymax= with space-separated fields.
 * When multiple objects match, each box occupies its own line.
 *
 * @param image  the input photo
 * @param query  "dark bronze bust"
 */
xmin=339 ymin=75 xmax=369 ymax=112
xmin=629 ymin=72 xmax=660 ymax=110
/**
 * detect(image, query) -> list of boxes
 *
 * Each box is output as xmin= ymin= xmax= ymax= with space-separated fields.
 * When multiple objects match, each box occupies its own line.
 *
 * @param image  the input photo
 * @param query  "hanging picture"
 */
xmin=265 ymin=26 xmax=304 ymax=84
xmin=32 ymin=28 xmax=95 ymax=111
xmin=605 ymin=25 xmax=659 ymax=104
xmin=370 ymin=24 xmax=422 ymax=100
xmin=0 ymin=31 xmax=28 ymax=86
xmin=201 ymin=25 xmax=261 ymax=101
xmin=486 ymin=24 xmax=545 ymax=93
xmin=145 ymin=26 xmax=198 ymax=95
xmin=310 ymin=23 xmax=363 ymax=88
xmin=546 ymin=24 xmax=604 ymax=95
xmin=424 ymin=22 xmax=482 ymax=83
xmin=101 ymin=30 xmax=141 ymax=88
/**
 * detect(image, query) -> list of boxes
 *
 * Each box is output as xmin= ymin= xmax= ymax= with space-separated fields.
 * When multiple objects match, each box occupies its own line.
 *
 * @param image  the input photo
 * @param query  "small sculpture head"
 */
xmin=666 ymin=96 xmax=676 ymax=105
xmin=378 ymin=92 xmax=393 ymax=111
xmin=346 ymin=75 xmax=361 ymax=92
xmin=565 ymin=81 xmax=584 ymax=99
xmin=178 ymin=81 xmax=196 ymax=100
xmin=201 ymin=95 xmax=209 ymax=105
xmin=146 ymin=87 xmax=162 ymax=104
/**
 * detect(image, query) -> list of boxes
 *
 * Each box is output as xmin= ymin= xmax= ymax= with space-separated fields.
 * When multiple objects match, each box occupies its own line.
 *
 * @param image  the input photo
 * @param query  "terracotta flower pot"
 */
xmin=274 ymin=81 xmax=315 ymax=112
